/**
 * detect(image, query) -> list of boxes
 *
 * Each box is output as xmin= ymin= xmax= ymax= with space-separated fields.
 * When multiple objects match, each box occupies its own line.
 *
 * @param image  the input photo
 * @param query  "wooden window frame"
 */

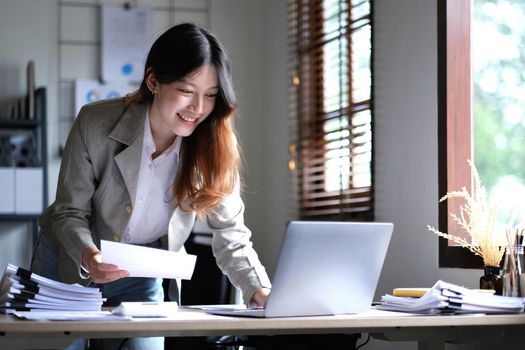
xmin=437 ymin=0 xmax=483 ymax=268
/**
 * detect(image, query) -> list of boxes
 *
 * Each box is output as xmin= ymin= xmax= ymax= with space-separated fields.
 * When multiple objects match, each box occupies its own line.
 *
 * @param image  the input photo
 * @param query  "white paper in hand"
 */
xmin=101 ymin=240 xmax=196 ymax=280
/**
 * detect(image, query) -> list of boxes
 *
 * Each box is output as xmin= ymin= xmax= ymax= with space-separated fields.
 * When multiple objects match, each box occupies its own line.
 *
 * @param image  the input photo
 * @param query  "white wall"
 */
xmin=210 ymin=0 xmax=274 ymax=272
xmin=0 ymin=1 xmax=522 ymax=349
xmin=210 ymin=0 xmax=291 ymax=276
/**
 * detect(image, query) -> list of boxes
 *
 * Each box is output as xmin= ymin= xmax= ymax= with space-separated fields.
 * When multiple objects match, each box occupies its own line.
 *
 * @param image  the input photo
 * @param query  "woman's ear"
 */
xmin=145 ymin=68 xmax=157 ymax=94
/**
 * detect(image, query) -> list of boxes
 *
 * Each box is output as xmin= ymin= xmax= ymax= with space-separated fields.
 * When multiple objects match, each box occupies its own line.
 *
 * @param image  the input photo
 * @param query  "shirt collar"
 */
xmin=144 ymin=109 xmax=183 ymax=162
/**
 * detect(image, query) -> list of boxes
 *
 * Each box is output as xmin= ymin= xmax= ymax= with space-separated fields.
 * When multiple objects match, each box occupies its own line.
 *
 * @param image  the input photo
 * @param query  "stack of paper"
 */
xmin=0 ymin=264 xmax=104 ymax=314
xmin=377 ymin=280 xmax=525 ymax=314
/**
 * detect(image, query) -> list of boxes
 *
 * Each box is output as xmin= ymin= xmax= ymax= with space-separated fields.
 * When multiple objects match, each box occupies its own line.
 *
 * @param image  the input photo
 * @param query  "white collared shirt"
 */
xmin=123 ymin=112 xmax=182 ymax=244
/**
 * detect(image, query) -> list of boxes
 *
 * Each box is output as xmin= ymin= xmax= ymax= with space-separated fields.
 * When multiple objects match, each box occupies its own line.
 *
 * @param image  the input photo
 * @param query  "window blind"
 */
xmin=289 ymin=0 xmax=374 ymax=220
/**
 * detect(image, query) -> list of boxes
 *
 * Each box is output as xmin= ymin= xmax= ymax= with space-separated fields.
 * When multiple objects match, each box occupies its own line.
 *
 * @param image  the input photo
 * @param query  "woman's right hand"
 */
xmin=82 ymin=246 xmax=129 ymax=283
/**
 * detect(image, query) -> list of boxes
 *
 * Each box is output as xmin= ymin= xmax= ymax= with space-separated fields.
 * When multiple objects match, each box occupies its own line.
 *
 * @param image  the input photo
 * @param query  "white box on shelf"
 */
xmin=15 ymin=167 xmax=43 ymax=214
xmin=0 ymin=167 xmax=15 ymax=214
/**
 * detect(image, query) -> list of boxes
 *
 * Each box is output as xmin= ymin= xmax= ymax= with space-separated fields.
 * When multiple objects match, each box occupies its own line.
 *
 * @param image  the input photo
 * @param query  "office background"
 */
xmin=0 ymin=0 xmax=522 ymax=349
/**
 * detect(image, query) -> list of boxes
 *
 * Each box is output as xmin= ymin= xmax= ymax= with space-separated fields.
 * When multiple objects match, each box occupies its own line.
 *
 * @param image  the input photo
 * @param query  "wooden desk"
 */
xmin=1 ymin=308 xmax=524 ymax=350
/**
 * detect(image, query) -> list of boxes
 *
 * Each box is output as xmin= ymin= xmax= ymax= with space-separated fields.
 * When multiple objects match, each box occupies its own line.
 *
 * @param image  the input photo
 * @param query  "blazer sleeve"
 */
xmin=40 ymin=107 xmax=97 ymax=274
xmin=206 ymin=184 xmax=272 ymax=305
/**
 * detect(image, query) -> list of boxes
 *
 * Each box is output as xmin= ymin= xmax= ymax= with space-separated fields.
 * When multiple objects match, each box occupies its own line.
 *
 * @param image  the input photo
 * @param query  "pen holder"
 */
xmin=501 ymin=246 xmax=520 ymax=297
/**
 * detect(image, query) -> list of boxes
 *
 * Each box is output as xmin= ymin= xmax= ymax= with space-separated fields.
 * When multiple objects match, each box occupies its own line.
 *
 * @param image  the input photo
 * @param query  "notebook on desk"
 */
xmin=203 ymin=220 xmax=393 ymax=318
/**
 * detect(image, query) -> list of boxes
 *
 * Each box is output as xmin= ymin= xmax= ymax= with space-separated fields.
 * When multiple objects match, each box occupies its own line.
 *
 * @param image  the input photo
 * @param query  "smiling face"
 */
xmin=146 ymin=64 xmax=219 ymax=143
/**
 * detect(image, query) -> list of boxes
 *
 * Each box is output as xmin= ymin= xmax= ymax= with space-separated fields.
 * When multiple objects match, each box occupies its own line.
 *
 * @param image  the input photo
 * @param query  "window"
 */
xmin=472 ymin=0 xmax=525 ymax=227
xmin=438 ymin=0 xmax=525 ymax=267
xmin=289 ymin=0 xmax=374 ymax=220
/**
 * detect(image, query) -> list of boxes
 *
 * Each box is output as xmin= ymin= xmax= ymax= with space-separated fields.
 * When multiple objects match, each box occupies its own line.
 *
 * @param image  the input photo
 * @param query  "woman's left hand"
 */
xmin=249 ymin=287 xmax=271 ymax=308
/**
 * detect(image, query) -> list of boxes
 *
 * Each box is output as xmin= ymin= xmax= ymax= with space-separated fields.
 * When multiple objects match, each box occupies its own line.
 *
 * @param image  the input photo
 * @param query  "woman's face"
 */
xmin=148 ymin=64 xmax=219 ymax=138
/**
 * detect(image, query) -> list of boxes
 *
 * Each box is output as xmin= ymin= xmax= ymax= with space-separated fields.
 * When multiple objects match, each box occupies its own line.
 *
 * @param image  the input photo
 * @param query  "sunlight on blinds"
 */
xmin=290 ymin=0 xmax=373 ymax=219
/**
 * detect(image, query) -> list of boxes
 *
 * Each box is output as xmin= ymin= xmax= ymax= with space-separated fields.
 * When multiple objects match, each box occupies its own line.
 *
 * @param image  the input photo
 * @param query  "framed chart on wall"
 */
xmin=101 ymin=5 xmax=153 ymax=85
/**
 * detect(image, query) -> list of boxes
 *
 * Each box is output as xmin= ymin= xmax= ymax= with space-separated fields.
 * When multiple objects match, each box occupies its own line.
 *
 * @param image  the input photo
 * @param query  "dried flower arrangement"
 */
xmin=427 ymin=160 xmax=507 ymax=267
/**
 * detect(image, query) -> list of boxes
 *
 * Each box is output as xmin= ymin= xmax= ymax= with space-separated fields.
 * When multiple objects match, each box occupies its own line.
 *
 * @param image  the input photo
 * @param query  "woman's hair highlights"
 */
xmin=126 ymin=23 xmax=240 ymax=214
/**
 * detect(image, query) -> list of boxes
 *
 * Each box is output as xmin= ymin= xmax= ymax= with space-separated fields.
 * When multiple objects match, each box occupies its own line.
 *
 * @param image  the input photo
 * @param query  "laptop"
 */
xmin=203 ymin=220 xmax=393 ymax=318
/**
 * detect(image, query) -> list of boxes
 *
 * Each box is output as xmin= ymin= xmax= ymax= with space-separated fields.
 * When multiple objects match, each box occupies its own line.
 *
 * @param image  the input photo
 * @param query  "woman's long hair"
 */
xmin=126 ymin=23 xmax=240 ymax=214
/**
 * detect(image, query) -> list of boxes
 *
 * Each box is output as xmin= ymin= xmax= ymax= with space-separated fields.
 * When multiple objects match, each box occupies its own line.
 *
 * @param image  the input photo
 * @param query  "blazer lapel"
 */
xmin=110 ymin=102 xmax=148 ymax=203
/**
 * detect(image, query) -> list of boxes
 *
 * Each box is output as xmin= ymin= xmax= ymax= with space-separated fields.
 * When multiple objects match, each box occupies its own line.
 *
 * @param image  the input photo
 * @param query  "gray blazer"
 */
xmin=39 ymin=98 xmax=271 ymax=304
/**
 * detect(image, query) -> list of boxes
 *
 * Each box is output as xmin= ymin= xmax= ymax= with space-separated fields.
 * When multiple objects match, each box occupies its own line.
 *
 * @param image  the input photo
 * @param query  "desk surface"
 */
xmin=1 ymin=308 xmax=525 ymax=338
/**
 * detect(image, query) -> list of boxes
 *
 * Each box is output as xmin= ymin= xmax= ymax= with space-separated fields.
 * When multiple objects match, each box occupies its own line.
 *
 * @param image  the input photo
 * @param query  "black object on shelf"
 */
xmin=0 ymin=120 xmax=39 ymax=128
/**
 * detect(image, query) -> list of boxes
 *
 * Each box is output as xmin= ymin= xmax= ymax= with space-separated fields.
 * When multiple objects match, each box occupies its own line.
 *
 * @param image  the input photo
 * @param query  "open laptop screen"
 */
xmin=204 ymin=221 xmax=393 ymax=318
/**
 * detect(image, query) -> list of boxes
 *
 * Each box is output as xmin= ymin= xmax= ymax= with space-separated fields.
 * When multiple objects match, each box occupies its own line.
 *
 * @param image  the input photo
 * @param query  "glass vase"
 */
xmin=502 ymin=246 xmax=521 ymax=297
xmin=479 ymin=266 xmax=502 ymax=295
xmin=519 ymin=246 xmax=525 ymax=297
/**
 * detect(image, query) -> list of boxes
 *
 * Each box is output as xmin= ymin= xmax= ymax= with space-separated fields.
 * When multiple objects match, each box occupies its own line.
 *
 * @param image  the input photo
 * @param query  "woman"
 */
xmin=32 ymin=22 xmax=271 ymax=350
